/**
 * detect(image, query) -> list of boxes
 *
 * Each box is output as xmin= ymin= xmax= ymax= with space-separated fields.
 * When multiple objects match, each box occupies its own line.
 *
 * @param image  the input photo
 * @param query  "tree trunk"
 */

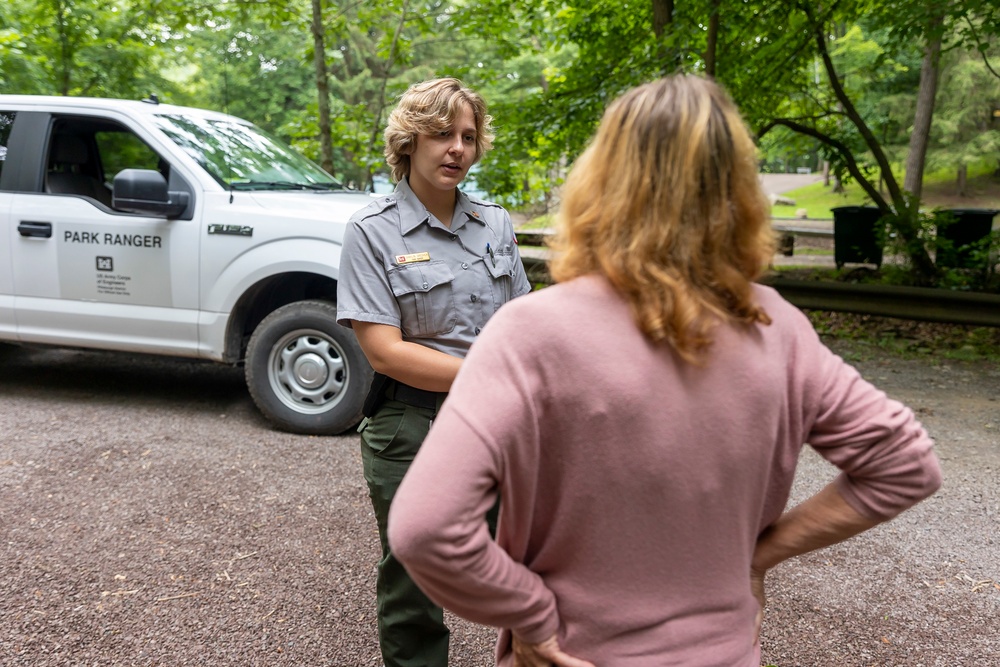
xmin=808 ymin=17 xmax=936 ymax=278
xmin=365 ymin=0 xmax=410 ymax=189
xmin=533 ymin=36 xmax=550 ymax=93
xmin=651 ymin=0 xmax=680 ymax=71
xmin=310 ymin=0 xmax=335 ymax=174
xmin=704 ymin=0 xmax=719 ymax=77
xmin=55 ymin=0 xmax=72 ymax=95
xmin=822 ymin=160 xmax=830 ymax=186
xmin=902 ymin=10 xmax=944 ymax=202
xmin=957 ymin=164 xmax=967 ymax=196
xmin=651 ymin=0 xmax=674 ymax=38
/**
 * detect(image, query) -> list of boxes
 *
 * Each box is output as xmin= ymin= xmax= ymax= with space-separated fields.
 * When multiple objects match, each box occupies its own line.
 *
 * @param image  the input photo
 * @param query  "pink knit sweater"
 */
xmin=389 ymin=275 xmax=941 ymax=666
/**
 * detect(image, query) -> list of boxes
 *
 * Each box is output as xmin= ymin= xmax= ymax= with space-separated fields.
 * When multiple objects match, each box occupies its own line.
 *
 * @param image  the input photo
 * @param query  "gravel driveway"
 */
xmin=1 ymin=340 xmax=997 ymax=666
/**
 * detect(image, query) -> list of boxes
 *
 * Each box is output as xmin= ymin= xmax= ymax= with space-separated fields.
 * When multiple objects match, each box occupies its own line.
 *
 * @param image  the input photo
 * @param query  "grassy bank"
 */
xmin=771 ymin=165 xmax=1000 ymax=219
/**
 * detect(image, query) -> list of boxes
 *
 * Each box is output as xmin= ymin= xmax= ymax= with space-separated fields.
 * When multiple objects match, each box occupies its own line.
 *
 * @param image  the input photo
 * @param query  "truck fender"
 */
xmin=204 ymin=238 xmax=345 ymax=314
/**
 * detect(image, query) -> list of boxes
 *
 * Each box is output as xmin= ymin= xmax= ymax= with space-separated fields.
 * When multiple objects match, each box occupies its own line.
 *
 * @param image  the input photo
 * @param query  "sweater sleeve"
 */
xmin=387 ymin=302 xmax=561 ymax=643
xmin=803 ymin=331 xmax=942 ymax=520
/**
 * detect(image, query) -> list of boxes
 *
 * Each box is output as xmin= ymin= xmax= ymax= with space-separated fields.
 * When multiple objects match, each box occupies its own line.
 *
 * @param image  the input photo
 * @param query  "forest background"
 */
xmin=2 ymin=0 xmax=999 ymax=282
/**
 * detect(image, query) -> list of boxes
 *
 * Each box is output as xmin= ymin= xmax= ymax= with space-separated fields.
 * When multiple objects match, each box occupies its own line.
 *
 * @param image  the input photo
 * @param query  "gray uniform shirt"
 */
xmin=337 ymin=178 xmax=531 ymax=359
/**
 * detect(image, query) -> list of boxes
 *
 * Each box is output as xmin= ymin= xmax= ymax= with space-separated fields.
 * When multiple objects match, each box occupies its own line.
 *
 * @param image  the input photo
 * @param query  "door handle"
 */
xmin=18 ymin=221 xmax=52 ymax=238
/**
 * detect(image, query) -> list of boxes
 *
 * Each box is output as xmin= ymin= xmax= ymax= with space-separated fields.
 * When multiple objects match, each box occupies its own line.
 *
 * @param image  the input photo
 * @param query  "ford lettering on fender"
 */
xmin=0 ymin=95 xmax=374 ymax=435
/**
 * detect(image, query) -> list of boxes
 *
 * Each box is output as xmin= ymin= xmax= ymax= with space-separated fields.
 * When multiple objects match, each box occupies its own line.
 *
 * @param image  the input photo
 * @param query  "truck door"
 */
xmin=0 ymin=111 xmax=18 ymax=339
xmin=9 ymin=113 xmax=201 ymax=356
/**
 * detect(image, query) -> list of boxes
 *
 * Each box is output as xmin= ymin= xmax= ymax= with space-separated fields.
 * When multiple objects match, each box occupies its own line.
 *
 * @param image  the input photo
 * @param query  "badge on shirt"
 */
xmin=395 ymin=252 xmax=431 ymax=265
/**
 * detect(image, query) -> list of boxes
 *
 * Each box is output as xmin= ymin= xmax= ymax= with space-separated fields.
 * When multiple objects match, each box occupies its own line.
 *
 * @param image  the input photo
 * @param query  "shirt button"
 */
xmin=462 ymin=262 xmax=469 ymax=269
xmin=470 ymin=294 xmax=478 ymax=302
xmin=422 ymin=282 xmax=429 ymax=289
xmin=475 ymin=327 xmax=481 ymax=335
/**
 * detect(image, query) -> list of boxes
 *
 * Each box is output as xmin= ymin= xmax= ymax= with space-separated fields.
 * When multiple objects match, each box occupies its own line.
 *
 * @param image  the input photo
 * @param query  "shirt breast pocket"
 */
xmin=486 ymin=254 xmax=515 ymax=307
xmin=387 ymin=261 xmax=457 ymax=337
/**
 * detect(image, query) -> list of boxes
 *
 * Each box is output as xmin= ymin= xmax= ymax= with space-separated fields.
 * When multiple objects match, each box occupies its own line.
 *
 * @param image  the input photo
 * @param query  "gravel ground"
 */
xmin=1 ymin=339 xmax=997 ymax=666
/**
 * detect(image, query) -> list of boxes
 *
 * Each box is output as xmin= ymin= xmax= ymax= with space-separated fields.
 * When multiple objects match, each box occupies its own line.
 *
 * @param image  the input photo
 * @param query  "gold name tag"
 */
xmin=395 ymin=252 xmax=431 ymax=264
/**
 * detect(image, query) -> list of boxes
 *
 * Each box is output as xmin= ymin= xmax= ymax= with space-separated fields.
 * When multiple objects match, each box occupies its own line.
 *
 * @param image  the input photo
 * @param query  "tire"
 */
xmin=245 ymin=300 xmax=372 ymax=435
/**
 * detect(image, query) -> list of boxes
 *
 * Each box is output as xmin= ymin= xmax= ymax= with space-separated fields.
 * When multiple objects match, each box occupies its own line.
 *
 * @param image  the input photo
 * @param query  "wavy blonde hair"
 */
xmin=549 ymin=75 xmax=775 ymax=364
xmin=384 ymin=78 xmax=495 ymax=183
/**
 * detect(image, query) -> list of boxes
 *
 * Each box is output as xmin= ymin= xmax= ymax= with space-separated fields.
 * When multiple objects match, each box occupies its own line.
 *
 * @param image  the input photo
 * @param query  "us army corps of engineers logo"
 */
xmin=96 ymin=256 xmax=113 ymax=271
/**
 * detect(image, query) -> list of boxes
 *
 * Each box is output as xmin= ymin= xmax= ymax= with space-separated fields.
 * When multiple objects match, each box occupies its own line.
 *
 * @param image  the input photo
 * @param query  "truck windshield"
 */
xmin=152 ymin=114 xmax=344 ymax=191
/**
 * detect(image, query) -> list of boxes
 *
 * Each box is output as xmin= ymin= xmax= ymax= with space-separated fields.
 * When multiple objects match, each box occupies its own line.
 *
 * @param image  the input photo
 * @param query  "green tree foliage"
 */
xmin=171 ymin=15 xmax=316 ymax=137
xmin=926 ymin=36 xmax=1000 ymax=178
xmin=0 ymin=0 xmax=184 ymax=98
xmin=3 ymin=0 xmax=997 ymax=276
xmin=280 ymin=0 xmax=477 ymax=187
xmin=0 ymin=2 xmax=44 ymax=91
xmin=444 ymin=0 xmax=693 ymax=210
xmin=752 ymin=1 xmax=999 ymax=279
xmin=438 ymin=1 xmax=579 ymax=209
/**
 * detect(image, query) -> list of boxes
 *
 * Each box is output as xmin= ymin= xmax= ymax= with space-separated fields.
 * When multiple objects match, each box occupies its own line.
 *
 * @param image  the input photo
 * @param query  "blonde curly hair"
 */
xmin=384 ymin=78 xmax=495 ymax=183
xmin=548 ymin=75 xmax=775 ymax=364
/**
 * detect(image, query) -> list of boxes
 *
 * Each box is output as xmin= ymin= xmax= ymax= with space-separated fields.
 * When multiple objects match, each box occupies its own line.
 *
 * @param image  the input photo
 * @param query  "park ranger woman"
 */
xmin=335 ymin=78 xmax=530 ymax=667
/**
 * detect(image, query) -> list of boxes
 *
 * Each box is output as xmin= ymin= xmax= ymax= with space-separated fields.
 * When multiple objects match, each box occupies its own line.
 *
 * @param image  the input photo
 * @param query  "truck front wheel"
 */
xmin=245 ymin=300 xmax=372 ymax=435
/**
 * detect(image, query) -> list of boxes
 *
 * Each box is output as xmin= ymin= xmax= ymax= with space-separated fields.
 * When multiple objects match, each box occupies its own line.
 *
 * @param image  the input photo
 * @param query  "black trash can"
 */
xmin=832 ymin=205 xmax=884 ymax=269
xmin=935 ymin=208 xmax=998 ymax=269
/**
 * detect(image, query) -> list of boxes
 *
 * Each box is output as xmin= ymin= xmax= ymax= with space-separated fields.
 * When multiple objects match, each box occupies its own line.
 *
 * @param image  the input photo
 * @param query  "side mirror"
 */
xmin=112 ymin=168 xmax=189 ymax=217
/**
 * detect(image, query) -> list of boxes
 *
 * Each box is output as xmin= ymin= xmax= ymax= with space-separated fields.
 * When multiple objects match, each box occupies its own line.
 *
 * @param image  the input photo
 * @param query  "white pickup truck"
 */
xmin=0 ymin=94 xmax=374 ymax=435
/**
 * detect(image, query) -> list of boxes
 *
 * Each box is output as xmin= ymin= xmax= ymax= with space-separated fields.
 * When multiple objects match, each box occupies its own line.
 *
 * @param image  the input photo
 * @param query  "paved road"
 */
xmin=760 ymin=172 xmax=825 ymax=195
xmin=1 ymin=343 xmax=997 ymax=666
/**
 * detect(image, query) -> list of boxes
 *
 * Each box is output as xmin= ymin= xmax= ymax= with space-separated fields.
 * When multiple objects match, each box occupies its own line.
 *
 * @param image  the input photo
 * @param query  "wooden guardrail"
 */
xmin=771 ymin=221 xmax=833 ymax=257
xmin=760 ymin=277 xmax=1000 ymax=327
xmin=517 ymin=222 xmax=834 ymax=247
xmin=518 ymin=254 xmax=1000 ymax=328
xmin=514 ymin=229 xmax=554 ymax=247
xmin=771 ymin=224 xmax=833 ymax=237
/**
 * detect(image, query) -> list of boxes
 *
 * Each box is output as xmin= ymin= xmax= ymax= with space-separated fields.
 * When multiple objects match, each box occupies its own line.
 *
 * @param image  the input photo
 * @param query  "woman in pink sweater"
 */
xmin=387 ymin=75 xmax=942 ymax=667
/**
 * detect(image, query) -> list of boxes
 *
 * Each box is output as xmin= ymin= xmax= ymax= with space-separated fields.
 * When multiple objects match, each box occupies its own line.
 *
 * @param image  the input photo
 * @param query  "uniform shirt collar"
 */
xmin=394 ymin=178 xmax=487 ymax=235
xmin=455 ymin=189 xmax=488 ymax=230
xmin=392 ymin=178 xmax=430 ymax=235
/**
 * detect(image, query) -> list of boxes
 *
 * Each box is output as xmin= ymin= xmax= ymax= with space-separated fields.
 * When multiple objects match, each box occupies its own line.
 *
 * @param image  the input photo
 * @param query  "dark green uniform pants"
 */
xmin=361 ymin=398 xmax=447 ymax=667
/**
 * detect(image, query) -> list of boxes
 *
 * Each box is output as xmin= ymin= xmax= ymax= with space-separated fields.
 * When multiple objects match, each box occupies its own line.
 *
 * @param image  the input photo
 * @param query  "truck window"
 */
xmin=0 ymin=112 xmax=15 ymax=180
xmin=95 ymin=129 xmax=163 ymax=186
xmin=152 ymin=113 xmax=341 ymax=190
xmin=46 ymin=117 xmax=168 ymax=206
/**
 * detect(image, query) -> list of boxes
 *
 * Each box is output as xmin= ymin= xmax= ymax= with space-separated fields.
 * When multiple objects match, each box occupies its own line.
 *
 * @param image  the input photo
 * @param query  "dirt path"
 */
xmin=0 ymin=342 xmax=997 ymax=666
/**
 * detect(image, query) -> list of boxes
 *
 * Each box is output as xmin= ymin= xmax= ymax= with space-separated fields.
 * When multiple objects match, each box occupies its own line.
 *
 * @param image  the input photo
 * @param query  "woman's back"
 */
xmin=500 ymin=276 xmax=788 ymax=662
xmin=391 ymin=274 xmax=938 ymax=665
